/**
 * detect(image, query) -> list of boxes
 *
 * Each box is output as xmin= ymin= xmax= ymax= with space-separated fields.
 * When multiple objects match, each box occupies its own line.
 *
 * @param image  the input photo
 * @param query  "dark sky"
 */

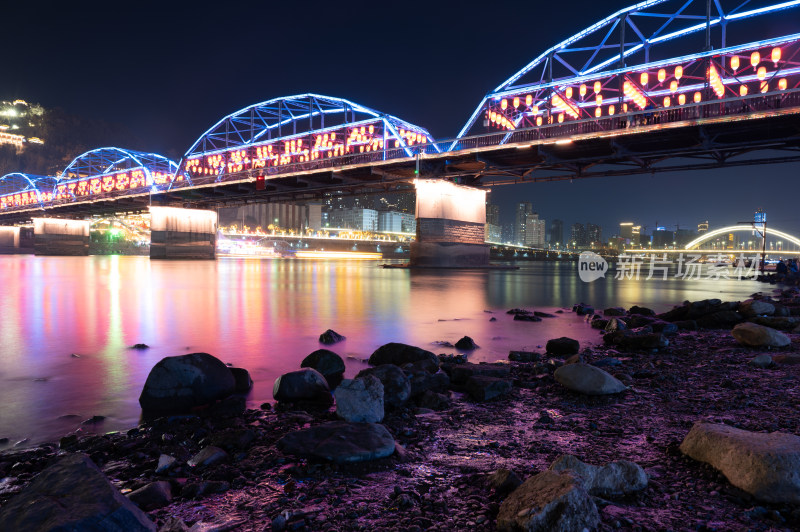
xmin=5 ymin=0 xmax=799 ymax=237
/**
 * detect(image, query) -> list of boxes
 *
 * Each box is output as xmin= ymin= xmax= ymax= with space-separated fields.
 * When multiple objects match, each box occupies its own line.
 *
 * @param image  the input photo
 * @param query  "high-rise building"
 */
xmin=524 ymin=212 xmax=546 ymax=248
xmin=378 ymin=211 xmax=403 ymax=233
xmin=550 ymin=219 xmax=564 ymax=247
xmin=698 ymin=220 xmax=709 ymax=234
xmin=632 ymin=225 xmax=642 ymax=246
xmin=485 ymin=203 xmax=502 ymax=243
xmin=328 ymin=208 xmax=379 ymax=232
xmin=652 ymin=227 xmax=675 ymax=248
xmin=619 ymin=222 xmax=634 ymax=240
xmin=587 ymin=223 xmax=602 ymax=247
xmin=514 ymin=202 xmax=533 ymax=245
xmin=570 ymin=223 xmax=587 ymax=248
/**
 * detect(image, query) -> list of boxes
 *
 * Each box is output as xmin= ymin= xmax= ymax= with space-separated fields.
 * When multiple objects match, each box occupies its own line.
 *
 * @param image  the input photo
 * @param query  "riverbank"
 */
xmin=2 ymin=289 xmax=800 ymax=531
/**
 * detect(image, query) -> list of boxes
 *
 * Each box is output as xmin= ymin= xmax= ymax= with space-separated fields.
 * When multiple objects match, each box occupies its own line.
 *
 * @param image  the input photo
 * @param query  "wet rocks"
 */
xmin=738 ymin=299 xmax=776 ymax=318
xmin=573 ymin=303 xmax=594 ymax=316
xmin=138 ymin=353 xmax=236 ymax=413
xmin=680 ymin=421 xmax=800 ymax=503
xmin=506 ymin=308 xmax=531 ymax=315
xmin=545 ymin=337 xmax=580 ymax=356
xmin=300 ymin=349 xmax=345 ymax=386
xmin=127 ymin=480 xmax=172 ymax=510
xmin=454 ymin=336 xmax=479 ymax=350
xmin=497 ymin=470 xmax=600 ymax=532
xmin=277 ymin=421 xmax=396 ymax=463
xmin=443 ymin=362 xmax=510 ymax=385
xmin=749 ymin=354 xmax=774 ymax=369
xmin=508 ymin=350 xmax=542 ymax=362
xmin=549 ymin=454 xmax=647 ymax=497
xmin=155 ymin=454 xmax=177 ymax=474
xmin=629 ymin=305 xmax=656 ymax=316
xmin=229 ymin=367 xmax=253 ymax=393
xmin=334 ymin=376 xmax=384 ymax=423
xmin=487 ymin=468 xmax=522 ymax=495
xmin=604 ymin=307 xmax=626 ymax=316
xmin=0 ymin=453 xmax=155 ymax=531
xmin=513 ymin=314 xmax=542 ymax=322
xmin=603 ymin=330 xmax=668 ymax=350
xmin=356 ymin=365 xmax=411 ymax=408
xmin=368 ymin=342 xmax=438 ymax=369
xmin=187 ymin=446 xmax=228 ymax=469
xmin=319 ymin=329 xmax=346 ymax=345
xmin=465 ymin=376 xmax=512 ymax=401
xmin=404 ymin=366 xmax=449 ymax=397
xmin=749 ymin=316 xmax=800 ymax=331
xmin=554 ymin=363 xmax=627 ymax=395
xmin=731 ymin=322 xmax=791 ymax=348
xmin=272 ymin=368 xmax=331 ymax=403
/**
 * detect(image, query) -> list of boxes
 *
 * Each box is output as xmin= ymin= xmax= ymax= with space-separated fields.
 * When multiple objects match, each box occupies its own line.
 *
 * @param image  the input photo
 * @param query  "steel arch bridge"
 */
xmin=176 ymin=93 xmax=438 ymax=189
xmin=0 ymin=1 xmax=799 ymax=220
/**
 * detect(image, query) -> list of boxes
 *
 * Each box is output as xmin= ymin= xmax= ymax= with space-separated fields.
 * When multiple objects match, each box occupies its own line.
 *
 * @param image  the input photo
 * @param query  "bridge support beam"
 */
xmin=410 ymin=180 xmax=489 ymax=268
xmin=33 ymin=219 xmax=90 ymax=256
xmin=0 ymin=226 xmax=34 ymax=254
xmin=150 ymin=206 xmax=217 ymax=260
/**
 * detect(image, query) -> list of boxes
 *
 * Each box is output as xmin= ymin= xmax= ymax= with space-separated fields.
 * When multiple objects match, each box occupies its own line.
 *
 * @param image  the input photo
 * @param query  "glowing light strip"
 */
xmin=551 ymin=94 xmax=580 ymax=118
xmin=726 ymin=0 xmax=800 ymax=20
xmin=708 ymin=63 xmax=725 ymax=98
xmin=685 ymin=226 xmax=800 ymax=249
xmin=294 ymin=250 xmax=382 ymax=260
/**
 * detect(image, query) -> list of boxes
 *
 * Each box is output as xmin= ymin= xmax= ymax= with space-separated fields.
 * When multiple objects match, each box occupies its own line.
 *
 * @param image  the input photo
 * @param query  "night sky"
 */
xmin=5 ymin=0 xmax=799 ymax=237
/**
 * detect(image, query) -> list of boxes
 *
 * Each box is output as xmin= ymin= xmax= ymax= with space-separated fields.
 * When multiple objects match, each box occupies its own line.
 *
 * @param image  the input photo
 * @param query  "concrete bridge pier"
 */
xmin=33 ymin=219 xmax=90 ymax=256
xmin=410 ymin=179 xmax=489 ymax=268
xmin=0 ymin=226 xmax=34 ymax=254
xmin=150 ymin=206 xmax=217 ymax=260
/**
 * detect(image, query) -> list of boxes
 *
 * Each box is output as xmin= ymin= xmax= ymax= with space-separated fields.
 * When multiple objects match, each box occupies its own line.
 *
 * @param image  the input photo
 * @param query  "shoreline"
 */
xmin=2 ymin=290 xmax=800 ymax=531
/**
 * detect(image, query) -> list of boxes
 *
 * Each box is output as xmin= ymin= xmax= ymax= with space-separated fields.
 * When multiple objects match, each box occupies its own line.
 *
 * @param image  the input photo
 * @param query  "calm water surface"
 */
xmin=0 ymin=255 xmax=765 ymax=446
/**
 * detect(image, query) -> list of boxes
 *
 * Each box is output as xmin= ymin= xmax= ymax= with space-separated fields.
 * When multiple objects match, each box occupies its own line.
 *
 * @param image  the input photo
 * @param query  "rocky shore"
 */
xmin=2 ymin=289 xmax=800 ymax=531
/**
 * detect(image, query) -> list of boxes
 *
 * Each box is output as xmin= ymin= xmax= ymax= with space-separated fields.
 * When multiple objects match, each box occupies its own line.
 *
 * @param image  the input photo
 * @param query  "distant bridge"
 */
xmin=1 ymin=0 xmax=800 ymax=224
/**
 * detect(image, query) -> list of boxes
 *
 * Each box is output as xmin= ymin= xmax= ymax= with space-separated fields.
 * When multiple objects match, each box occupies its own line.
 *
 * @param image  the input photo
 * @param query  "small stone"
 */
xmin=319 ymin=329 xmax=346 ymax=345
xmin=554 ymin=363 xmax=627 ymax=395
xmin=465 ymin=375 xmax=512 ymax=401
xmin=454 ymin=336 xmax=479 ymax=350
xmin=277 ymin=421 xmax=396 ymax=463
xmin=126 ymin=481 xmax=172 ymax=510
xmin=749 ymin=354 xmax=774 ymax=369
xmin=273 ymin=368 xmax=331 ymax=403
xmin=188 ymin=446 xmax=228 ymax=469
xmin=546 ymin=337 xmax=580 ymax=356
xmin=549 ymin=454 xmax=648 ymax=496
xmin=155 ymin=454 xmax=177 ymax=474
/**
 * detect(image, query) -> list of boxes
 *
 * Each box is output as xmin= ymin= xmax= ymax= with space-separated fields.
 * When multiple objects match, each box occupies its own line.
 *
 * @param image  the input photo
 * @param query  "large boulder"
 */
xmin=0 ymin=453 xmax=156 ymax=531
xmin=138 ymin=353 xmax=235 ymax=412
xmin=738 ymin=299 xmax=776 ymax=318
xmin=496 ymin=470 xmax=600 ymax=532
xmin=272 ymin=368 xmax=331 ymax=403
xmin=731 ymin=322 xmax=791 ymax=348
xmin=301 ymin=349 xmax=346 ymax=385
xmin=545 ymin=337 xmax=580 ymax=356
xmin=554 ymin=363 xmax=627 ymax=395
xmin=228 ymin=367 xmax=252 ymax=393
xmin=368 ymin=342 xmax=438 ymax=369
xmin=356 ymin=365 xmax=411 ymax=408
xmin=404 ymin=367 xmax=450 ymax=397
xmin=334 ymin=376 xmax=384 ymax=423
xmin=549 ymin=454 xmax=647 ymax=497
xmin=319 ymin=329 xmax=346 ymax=345
xmin=748 ymin=316 xmax=800 ymax=331
xmin=126 ymin=481 xmax=172 ymax=511
xmin=680 ymin=422 xmax=800 ymax=503
xmin=277 ymin=421 xmax=395 ymax=463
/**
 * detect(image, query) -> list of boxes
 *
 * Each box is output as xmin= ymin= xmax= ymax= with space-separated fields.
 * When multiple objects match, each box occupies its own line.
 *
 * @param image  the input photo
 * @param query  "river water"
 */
xmin=0 ymin=255 xmax=765 ymax=447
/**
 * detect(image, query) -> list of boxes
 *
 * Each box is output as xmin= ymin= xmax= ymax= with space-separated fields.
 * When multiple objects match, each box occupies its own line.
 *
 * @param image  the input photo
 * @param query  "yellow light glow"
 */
xmin=594 ymin=107 xmax=601 ymax=117
xmin=761 ymin=81 xmax=769 ymax=93
xmin=663 ymin=96 xmax=671 ymax=107
xmin=640 ymin=72 xmax=649 ymax=85
xmin=593 ymin=81 xmax=601 ymax=93
xmin=500 ymin=99 xmax=508 ymax=110
xmin=551 ymin=93 xmax=579 ymax=119
xmin=678 ymin=93 xmax=686 ymax=105
xmin=693 ymin=91 xmax=702 ymax=103
xmin=778 ymin=78 xmax=788 ymax=90
xmin=670 ymin=80 xmax=678 ymax=93
xmin=595 ymin=94 xmax=603 ymax=106
xmin=525 ymin=94 xmax=532 ymax=106
xmin=730 ymin=55 xmax=740 ymax=71
xmin=513 ymin=97 xmax=520 ymax=108
xmin=751 ymin=51 xmax=760 ymax=68
xmin=657 ymin=69 xmax=666 ymax=82
xmin=294 ymin=251 xmax=382 ymax=260
xmin=558 ymin=113 xmax=564 ymax=123
xmin=579 ymin=84 xmax=587 ymax=96
xmin=771 ymin=47 xmax=781 ymax=64
xmin=609 ymin=105 xmax=615 ymax=115
xmin=757 ymin=66 xmax=767 ymax=80
xmin=740 ymin=84 xmax=748 ymax=96
xmin=536 ymin=116 xmax=542 ymax=126
xmin=565 ymin=87 xmax=573 ymax=99
xmin=675 ymin=65 xmax=683 ymax=80
xmin=623 ymin=80 xmax=646 ymax=109
xmin=708 ymin=64 xmax=725 ymax=98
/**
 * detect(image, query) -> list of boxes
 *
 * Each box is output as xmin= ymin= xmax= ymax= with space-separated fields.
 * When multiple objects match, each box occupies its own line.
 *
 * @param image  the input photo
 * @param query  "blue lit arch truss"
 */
xmin=180 ymin=93 xmax=438 ymax=185
xmin=0 ymin=173 xmax=57 ymax=210
xmin=0 ymin=148 xmax=179 ymax=213
xmin=457 ymin=0 xmax=800 ymax=141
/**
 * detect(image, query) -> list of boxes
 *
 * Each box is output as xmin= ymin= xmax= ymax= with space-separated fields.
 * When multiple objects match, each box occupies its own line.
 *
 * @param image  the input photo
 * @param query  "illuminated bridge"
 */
xmin=0 ymin=1 xmax=798 ymax=262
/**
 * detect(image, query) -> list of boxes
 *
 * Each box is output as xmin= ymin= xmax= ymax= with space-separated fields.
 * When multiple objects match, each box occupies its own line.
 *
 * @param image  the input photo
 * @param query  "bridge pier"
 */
xmin=0 ymin=226 xmax=34 ymax=254
xmin=33 ymin=219 xmax=90 ymax=256
xmin=410 ymin=180 xmax=489 ymax=268
xmin=150 ymin=206 xmax=217 ymax=260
